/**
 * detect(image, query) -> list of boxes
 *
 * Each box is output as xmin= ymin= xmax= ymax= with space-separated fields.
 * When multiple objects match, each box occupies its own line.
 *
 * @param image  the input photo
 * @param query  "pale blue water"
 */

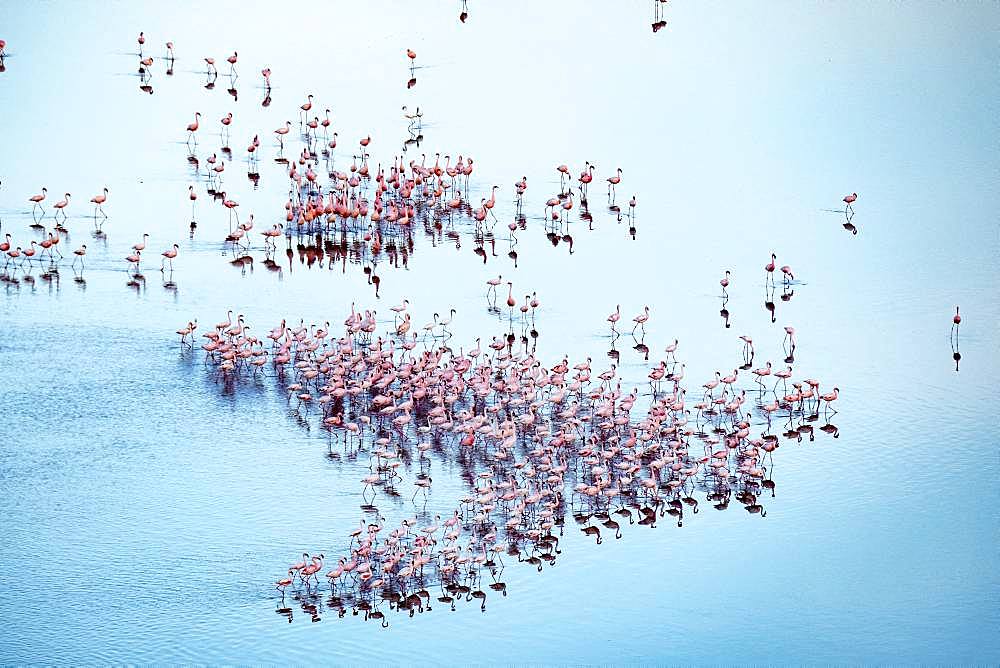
xmin=1 ymin=1 xmax=998 ymax=664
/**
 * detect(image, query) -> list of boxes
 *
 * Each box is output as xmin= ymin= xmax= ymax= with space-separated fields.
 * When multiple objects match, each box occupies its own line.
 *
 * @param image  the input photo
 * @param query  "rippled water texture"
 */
xmin=1 ymin=1 xmax=998 ymax=664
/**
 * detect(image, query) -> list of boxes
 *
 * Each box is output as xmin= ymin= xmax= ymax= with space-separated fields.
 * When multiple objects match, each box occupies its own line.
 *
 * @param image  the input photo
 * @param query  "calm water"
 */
xmin=1 ymin=1 xmax=998 ymax=664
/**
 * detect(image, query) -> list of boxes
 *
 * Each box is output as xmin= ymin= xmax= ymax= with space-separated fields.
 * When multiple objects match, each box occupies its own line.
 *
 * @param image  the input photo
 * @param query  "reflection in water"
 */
xmin=950 ymin=307 xmax=962 ymax=372
xmin=190 ymin=306 xmax=843 ymax=627
xmin=652 ymin=0 xmax=668 ymax=33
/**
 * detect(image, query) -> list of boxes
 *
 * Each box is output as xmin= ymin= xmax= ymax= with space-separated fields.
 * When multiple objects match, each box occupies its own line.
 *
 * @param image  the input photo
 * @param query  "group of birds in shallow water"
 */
xmin=183 ymin=301 xmax=841 ymax=625
xmin=0 ymin=0 xmax=972 ymax=630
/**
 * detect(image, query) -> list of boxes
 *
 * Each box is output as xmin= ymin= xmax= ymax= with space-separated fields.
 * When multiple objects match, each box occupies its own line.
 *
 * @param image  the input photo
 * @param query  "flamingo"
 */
xmin=275 ymin=121 xmax=291 ymax=149
xmin=186 ymin=112 xmax=201 ymax=143
xmin=125 ymin=249 xmax=142 ymax=273
xmin=72 ymin=244 xmax=87 ymax=269
xmin=300 ymin=94 xmax=314 ymax=125
xmin=608 ymin=304 xmax=621 ymax=332
xmin=607 ymin=168 xmax=622 ymax=199
xmin=53 ymin=193 xmax=71 ymax=221
xmin=764 ymin=253 xmax=776 ymax=286
xmin=632 ymin=306 xmax=650 ymax=336
xmin=90 ymin=187 xmax=109 ymax=219
xmin=29 ymin=187 xmax=47 ymax=217
xmin=819 ymin=387 xmax=840 ymax=415
xmin=161 ymin=244 xmax=179 ymax=272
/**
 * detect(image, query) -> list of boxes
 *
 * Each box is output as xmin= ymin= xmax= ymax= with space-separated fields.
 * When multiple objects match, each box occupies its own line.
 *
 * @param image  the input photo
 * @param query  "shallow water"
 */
xmin=1 ymin=1 xmax=999 ymax=664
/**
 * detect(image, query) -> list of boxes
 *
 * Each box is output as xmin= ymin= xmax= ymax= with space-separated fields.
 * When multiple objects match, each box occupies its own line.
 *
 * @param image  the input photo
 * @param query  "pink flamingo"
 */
xmin=72 ymin=244 xmax=87 ymax=269
xmin=486 ymin=275 xmax=502 ymax=302
xmin=186 ymin=112 xmax=201 ymax=143
xmin=29 ymin=187 xmax=48 ymax=217
xmin=53 ymin=193 xmax=71 ymax=221
xmin=608 ymin=304 xmax=621 ymax=333
xmin=556 ymin=164 xmax=570 ymax=189
xmin=819 ymin=387 xmax=839 ymax=415
xmin=300 ymin=94 xmax=314 ymax=125
xmin=764 ymin=252 xmax=776 ymax=286
xmin=125 ymin=249 xmax=142 ymax=273
xmin=607 ymin=168 xmax=622 ymax=199
xmin=275 ymin=121 xmax=291 ymax=149
xmin=90 ymin=187 xmax=109 ymax=219
xmin=632 ymin=306 xmax=650 ymax=335
xmin=161 ymin=243 xmax=179 ymax=272
xmin=843 ymin=192 xmax=857 ymax=212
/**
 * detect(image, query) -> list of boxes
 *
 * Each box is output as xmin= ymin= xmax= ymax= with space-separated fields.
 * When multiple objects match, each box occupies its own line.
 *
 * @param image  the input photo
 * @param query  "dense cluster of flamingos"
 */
xmin=186 ymin=302 xmax=840 ymax=624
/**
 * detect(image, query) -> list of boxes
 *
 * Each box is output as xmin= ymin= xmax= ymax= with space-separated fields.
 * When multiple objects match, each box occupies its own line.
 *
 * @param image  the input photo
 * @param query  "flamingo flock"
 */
xmin=0 ymin=13 xmax=974 ymax=637
xmin=187 ymin=302 xmax=841 ymax=623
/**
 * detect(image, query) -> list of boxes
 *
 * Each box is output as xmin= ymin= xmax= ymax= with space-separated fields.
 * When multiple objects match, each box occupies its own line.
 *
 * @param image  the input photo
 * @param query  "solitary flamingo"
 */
xmin=186 ymin=112 xmax=201 ymax=144
xmin=204 ymin=57 xmax=217 ymax=75
xmin=133 ymin=233 xmax=149 ymax=252
xmin=29 ymin=187 xmax=47 ymax=217
xmin=556 ymin=164 xmax=570 ymax=189
xmin=632 ymin=306 xmax=650 ymax=335
xmin=300 ymin=94 xmax=314 ymax=125
xmin=161 ymin=244 xmax=179 ymax=272
xmin=226 ymin=51 xmax=237 ymax=75
xmin=607 ymin=168 xmax=622 ymax=199
xmin=780 ymin=265 xmax=794 ymax=284
xmin=951 ymin=307 xmax=961 ymax=340
xmin=843 ymin=192 xmax=857 ymax=213
xmin=608 ymin=304 xmax=621 ymax=333
xmin=486 ymin=275 xmax=502 ymax=302
xmin=125 ymin=249 xmax=142 ymax=273
xmin=820 ymin=387 xmax=840 ymax=415
xmin=220 ymin=112 xmax=233 ymax=142
xmin=90 ymin=187 xmax=109 ymax=218
xmin=764 ymin=253 xmax=776 ymax=286
xmin=275 ymin=121 xmax=291 ymax=149
xmin=720 ymin=270 xmax=730 ymax=296
xmin=53 ymin=193 xmax=71 ymax=221
xmin=72 ymin=244 xmax=87 ymax=269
